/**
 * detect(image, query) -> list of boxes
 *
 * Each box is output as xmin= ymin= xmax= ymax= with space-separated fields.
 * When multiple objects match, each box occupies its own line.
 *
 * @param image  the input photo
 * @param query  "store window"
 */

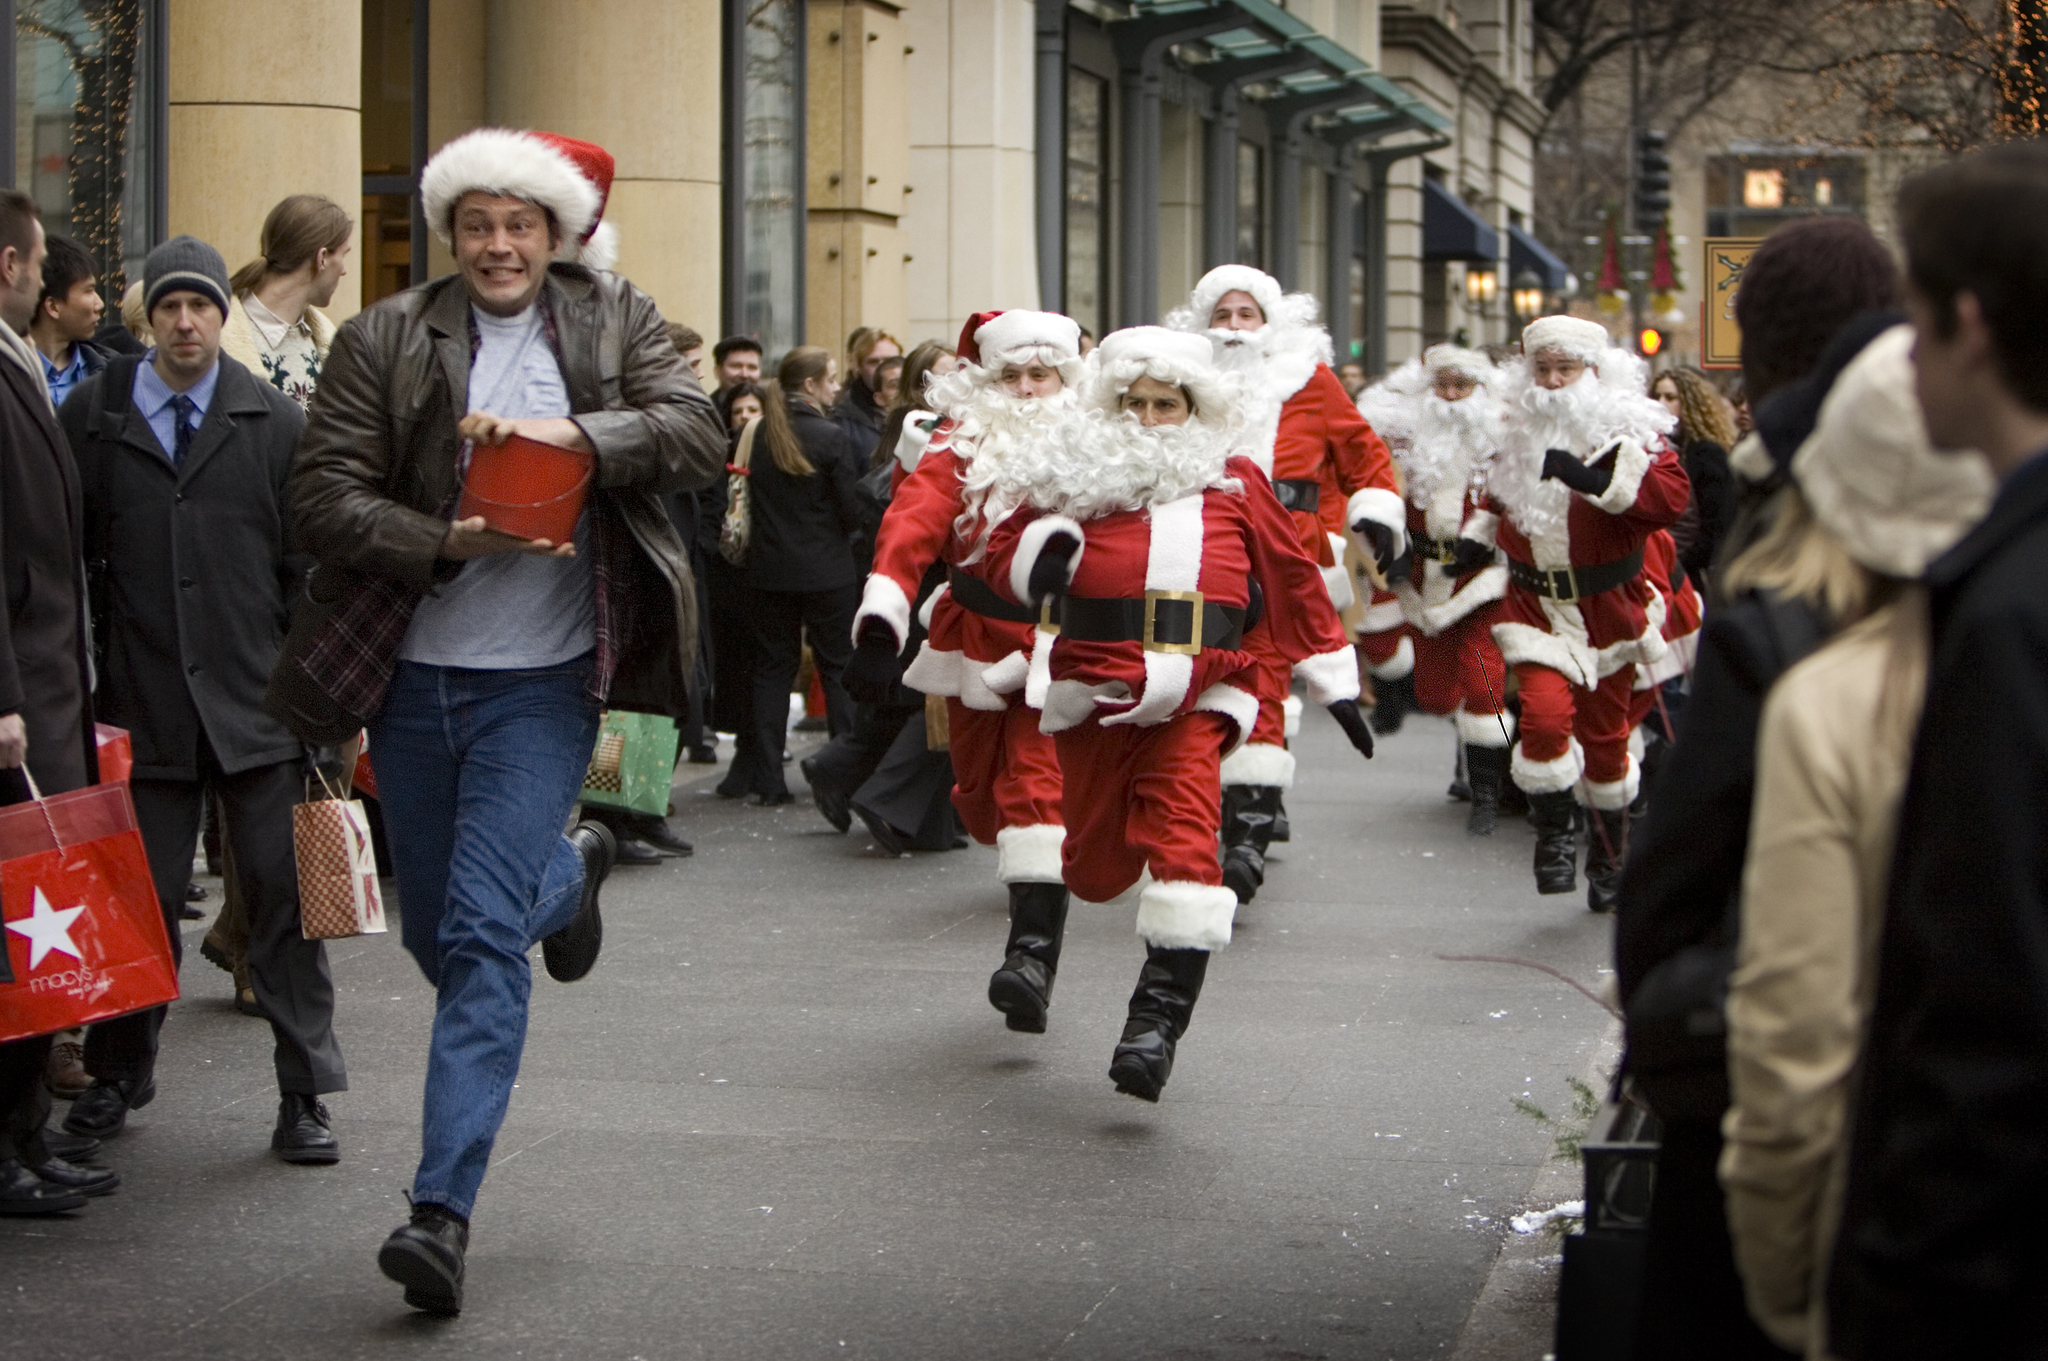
xmin=1235 ymin=141 xmax=1263 ymax=266
xmin=13 ymin=0 xmax=159 ymax=295
xmin=737 ymin=0 xmax=802 ymax=359
xmin=360 ymin=0 xmax=416 ymax=305
xmin=1064 ymin=69 xmax=1107 ymax=337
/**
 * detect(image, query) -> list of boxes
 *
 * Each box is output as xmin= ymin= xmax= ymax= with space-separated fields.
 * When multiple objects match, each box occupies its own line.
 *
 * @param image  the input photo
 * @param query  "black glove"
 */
xmin=1354 ymin=519 xmax=1398 ymax=577
xmin=1025 ymin=530 xmax=1082 ymax=604
xmin=1540 ymin=447 xmax=1615 ymax=496
xmin=1447 ymin=537 xmax=1495 ymax=578
xmin=1328 ymin=700 xmax=1375 ymax=761
xmin=841 ymin=621 xmax=903 ymax=703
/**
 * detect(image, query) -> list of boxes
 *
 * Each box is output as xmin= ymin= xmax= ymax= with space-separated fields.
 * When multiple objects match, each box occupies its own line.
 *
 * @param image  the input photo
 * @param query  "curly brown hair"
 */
xmin=1652 ymin=366 xmax=1739 ymax=452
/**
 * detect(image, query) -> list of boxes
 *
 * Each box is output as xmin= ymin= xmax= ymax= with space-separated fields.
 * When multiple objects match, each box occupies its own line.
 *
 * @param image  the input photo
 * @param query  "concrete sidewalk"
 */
xmin=1 ymin=705 xmax=1613 ymax=1359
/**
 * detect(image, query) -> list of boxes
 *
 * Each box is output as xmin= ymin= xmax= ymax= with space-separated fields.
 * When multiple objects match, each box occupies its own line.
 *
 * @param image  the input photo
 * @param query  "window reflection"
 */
xmin=743 ymin=0 xmax=800 ymax=359
xmin=1064 ymin=70 xmax=1106 ymax=337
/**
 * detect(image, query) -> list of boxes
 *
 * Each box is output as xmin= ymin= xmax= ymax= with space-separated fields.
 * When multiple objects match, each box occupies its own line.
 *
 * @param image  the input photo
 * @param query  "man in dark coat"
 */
xmin=0 ymin=190 xmax=114 ymax=1214
xmin=59 ymin=236 xmax=346 ymax=1164
xmin=1826 ymin=142 xmax=2048 ymax=1361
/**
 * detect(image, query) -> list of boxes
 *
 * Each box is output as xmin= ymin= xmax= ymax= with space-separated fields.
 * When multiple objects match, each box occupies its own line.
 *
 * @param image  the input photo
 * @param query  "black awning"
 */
xmin=1509 ymin=224 xmax=1571 ymax=291
xmin=1422 ymin=179 xmax=1500 ymax=263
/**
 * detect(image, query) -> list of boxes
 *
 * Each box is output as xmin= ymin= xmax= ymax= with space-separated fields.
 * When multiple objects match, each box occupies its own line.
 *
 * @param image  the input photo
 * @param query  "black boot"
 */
xmin=1108 ymin=947 xmax=1210 ymax=1102
xmin=1585 ymin=806 xmax=1629 ymax=914
xmin=1464 ymin=745 xmax=1509 ymax=837
xmin=987 ymin=882 xmax=1071 ymax=1033
xmin=1447 ymin=737 xmax=1471 ymax=802
xmin=1528 ymin=791 xmax=1579 ymax=895
xmin=1369 ymin=672 xmax=1417 ymax=735
xmin=1218 ymin=786 xmax=1273 ymax=905
xmin=1269 ymin=791 xmax=1290 ymax=844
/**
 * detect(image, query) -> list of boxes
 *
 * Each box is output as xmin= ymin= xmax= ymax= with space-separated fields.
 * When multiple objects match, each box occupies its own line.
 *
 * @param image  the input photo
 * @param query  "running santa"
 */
xmin=1163 ymin=265 xmax=1404 ymax=905
xmin=1488 ymin=315 xmax=1688 ymax=912
xmin=1355 ymin=344 xmax=1517 ymax=835
xmin=842 ymin=311 xmax=1078 ymax=1035
xmin=986 ymin=326 xmax=1372 ymax=1101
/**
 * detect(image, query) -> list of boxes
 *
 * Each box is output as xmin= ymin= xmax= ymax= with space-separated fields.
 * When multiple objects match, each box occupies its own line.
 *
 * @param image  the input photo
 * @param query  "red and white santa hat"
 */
xmin=1422 ymin=343 xmax=1497 ymax=388
xmin=1079 ymin=324 xmax=1241 ymax=427
xmin=956 ymin=309 xmax=1083 ymax=372
xmin=1519 ymin=315 xmax=1611 ymax=363
xmin=421 ymin=127 xmax=620 ymax=271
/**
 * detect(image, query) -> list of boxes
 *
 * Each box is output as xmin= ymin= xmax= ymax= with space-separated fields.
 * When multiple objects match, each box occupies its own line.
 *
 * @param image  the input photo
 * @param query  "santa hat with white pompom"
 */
xmin=421 ymin=127 xmax=620 ymax=271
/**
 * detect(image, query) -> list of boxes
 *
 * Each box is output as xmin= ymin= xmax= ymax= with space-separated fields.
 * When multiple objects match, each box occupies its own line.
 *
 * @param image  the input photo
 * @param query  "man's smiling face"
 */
xmin=453 ymin=192 xmax=558 ymax=316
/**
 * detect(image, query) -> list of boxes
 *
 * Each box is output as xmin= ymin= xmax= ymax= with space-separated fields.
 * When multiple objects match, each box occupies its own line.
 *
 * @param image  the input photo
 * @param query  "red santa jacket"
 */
xmin=855 ymin=421 xmax=1039 ymax=711
xmin=987 ymin=457 xmax=1358 ymax=747
xmin=1392 ymin=480 xmax=1508 ymax=639
xmin=1490 ymin=439 xmax=1692 ymax=687
xmin=1268 ymin=362 xmax=1405 ymax=589
xmin=1637 ymin=528 xmax=1703 ymax=688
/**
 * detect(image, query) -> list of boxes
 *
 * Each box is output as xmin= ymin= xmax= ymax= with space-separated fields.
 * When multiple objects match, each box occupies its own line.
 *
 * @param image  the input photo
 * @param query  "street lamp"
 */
xmin=1464 ymin=266 xmax=1498 ymax=307
xmin=1512 ymin=270 xmax=1545 ymax=322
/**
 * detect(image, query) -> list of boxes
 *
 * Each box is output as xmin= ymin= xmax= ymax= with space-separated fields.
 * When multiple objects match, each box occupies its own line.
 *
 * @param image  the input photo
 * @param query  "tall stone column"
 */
xmin=167 ymin=0 xmax=364 ymax=319
xmin=486 ymin=0 xmax=722 ymax=329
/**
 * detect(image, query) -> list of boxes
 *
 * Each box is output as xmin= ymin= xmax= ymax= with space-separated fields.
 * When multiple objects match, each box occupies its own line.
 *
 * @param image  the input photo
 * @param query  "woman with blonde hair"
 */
xmin=222 ymin=193 xmax=353 ymax=410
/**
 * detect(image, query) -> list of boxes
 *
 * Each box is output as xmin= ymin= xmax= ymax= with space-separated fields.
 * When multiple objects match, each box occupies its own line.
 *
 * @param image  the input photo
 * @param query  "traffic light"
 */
xmin=1638 ymin=328 xmax=1664 ymax=356
xmin=1635 ymin=130 xmax=1672 ymax=233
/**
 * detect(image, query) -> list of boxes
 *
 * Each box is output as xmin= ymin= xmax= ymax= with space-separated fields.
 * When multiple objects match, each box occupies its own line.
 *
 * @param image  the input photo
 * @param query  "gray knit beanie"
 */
xmin=144 ymin=235 xmax=231 ymax=317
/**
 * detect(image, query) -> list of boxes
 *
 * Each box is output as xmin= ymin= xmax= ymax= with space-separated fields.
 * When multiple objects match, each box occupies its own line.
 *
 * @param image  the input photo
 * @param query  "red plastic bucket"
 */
xmin=456 ymin=434 xmax=593 ymax=543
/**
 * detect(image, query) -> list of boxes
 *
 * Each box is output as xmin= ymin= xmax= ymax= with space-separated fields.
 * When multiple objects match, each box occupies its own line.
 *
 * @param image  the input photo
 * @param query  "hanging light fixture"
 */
xmin=1512 ymin=270 xmax=1545 ymax=321
xmin=1464 ymin=266 xmax=1498 ymax=306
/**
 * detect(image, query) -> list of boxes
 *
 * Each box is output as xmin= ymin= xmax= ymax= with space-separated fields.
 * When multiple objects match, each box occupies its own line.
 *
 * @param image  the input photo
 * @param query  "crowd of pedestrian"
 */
xmin=0 ymin=123 xmax=2042 ymax=1357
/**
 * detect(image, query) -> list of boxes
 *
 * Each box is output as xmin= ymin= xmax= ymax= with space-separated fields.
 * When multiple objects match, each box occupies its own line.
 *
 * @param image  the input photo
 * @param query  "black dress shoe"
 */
xmin=799 ymin=757 xmax=852 ymax=833
xmin=63 ymin=1076 xmax=155 ymax=1139
xmin=632 ymin=819 xmax=694 ymax=857
xmin=272 ymin=1093 xmax=341 ymax=1164
xmin=0 ymin=1158 xmax=87 ymax=1215
xmin=613 ymin=837 xmax=665 ymax=866
xmin=30 ymin=1156 xmax=119 ymax=1197
xmin=41 ymin=1131 xmax=100 ymax=1162
xmin=751 ymin=791 xmax=795 ymax=807
xmin=853 ymin=804 xmax=908 ymax=856
xmin=379 ymin=1203 xmax=468 ymax=1315
xmin=687 ymin=744 xmax=718 ymax=765
xmin=545 ymin=823 xmax=613 ymax=982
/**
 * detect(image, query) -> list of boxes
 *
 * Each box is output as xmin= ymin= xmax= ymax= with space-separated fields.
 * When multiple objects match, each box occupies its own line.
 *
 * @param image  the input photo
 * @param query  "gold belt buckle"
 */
xmin=1038 ymin=598 xmax=1060 ymax=636
xmin=1143 ymin=589 xmax=1204 ymax=655
xmin=1436 ymin=539 xmax=1458 ymax=566
xmin=1552 ymin=567 xmax=1581 ymax=603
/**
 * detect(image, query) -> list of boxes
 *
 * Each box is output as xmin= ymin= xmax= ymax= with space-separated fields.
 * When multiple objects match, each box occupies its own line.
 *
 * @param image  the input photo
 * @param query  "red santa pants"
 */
xmin=1514 ymin=664 xmax=1635 ymax=786
xmin=1247 ymin=648 xmax=1292 ymax=749
xmin=947 ymin=698 xmax=1063 ymax=845
xmin=1054 ymin=711 xmax=1232 ymax=903
xmin=1412 ymin=615 xmax=1508 ymax=719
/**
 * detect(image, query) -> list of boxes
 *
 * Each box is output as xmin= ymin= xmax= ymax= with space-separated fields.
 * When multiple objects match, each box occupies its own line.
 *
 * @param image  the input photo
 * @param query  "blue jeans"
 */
xmin=368 ymin=655 xmax=600 ymax=1219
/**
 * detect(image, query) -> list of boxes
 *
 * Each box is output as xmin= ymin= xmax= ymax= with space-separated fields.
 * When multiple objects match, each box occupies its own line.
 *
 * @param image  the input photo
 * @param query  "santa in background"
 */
xmin=988 ymin=326 xmax=1371 ymax=1102
xmin=1489 ymin=316 xmax=1689 ymax=911
xmin=1164 ymin=266 xmax=1404 ymax=903
xmin=842 ymin=310 xmax=1079 ymax=1035
xmin=1356 ymin=344 xmax=1518 ymax=835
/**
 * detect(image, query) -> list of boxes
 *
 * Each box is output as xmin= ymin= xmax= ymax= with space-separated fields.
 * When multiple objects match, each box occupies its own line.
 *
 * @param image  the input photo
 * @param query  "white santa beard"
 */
xmin=1206 ymin=326 xmax=1275 ymax=375
xmin=1015 ymin=412 xmax=1242 ymax=521
xmin=1403 ymin=394 xmax=1500 ymax=514
xmin=1494 ymin=375 xmax=1617 ymax=542
xmin=947 ymin=384 xmax=1075 ymax=551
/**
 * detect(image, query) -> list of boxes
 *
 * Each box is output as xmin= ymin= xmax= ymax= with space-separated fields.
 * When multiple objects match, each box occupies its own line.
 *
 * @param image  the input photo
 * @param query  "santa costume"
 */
xmin=1164 ymin=266 xmax=1404 ymax=903
xmin=846 ymin=310 xmax=1078 ymax=1035
xmin=985 ymin=327 xmax=1369 ymax=1101
xmin=1356 ymin=345 xmax=1517 ymax=834
xmin=1489 ymin=316 xmax=1689 ymax=910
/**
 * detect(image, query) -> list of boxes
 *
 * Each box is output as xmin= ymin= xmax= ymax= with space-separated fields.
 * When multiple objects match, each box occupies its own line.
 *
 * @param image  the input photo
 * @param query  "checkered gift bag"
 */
xmin=293 ymin=770 xmax=387 ymax=940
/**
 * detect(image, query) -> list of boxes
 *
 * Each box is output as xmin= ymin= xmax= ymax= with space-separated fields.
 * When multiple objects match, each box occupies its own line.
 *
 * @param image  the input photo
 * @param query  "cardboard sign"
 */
xmin=1701 ymin=237 xmax=1763 ymax=370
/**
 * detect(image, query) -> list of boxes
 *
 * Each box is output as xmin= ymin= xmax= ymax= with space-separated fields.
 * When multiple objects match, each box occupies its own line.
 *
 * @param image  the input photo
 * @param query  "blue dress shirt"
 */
xmin=39 ymin=344 xmax=87 ymax=410
xmin=132 ymin=353 xmax=220 ymax=464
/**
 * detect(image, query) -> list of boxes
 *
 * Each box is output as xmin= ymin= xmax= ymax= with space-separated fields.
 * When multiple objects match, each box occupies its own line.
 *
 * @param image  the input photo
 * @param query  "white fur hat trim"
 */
xmin=1185 ymin=265 xmax=1285 ymax=328
xmin=1520 ymin=315 xmax=1611 ymax=361
xmin=421 ymin=128 xmax=602 ymax=252
xmin=974 ymin=311 xmax=1082 ymax=367
xmin=1423 ymin=344 xmax=1495 ymax=385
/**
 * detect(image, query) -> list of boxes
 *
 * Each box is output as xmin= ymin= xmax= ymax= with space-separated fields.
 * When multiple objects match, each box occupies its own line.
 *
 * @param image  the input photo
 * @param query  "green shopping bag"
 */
xmin=580 ymin=711 xmax=681 ymax=816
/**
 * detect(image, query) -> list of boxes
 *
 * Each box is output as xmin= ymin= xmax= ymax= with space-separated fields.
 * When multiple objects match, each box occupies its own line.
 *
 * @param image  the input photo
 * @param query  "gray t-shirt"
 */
xmin=400 ymin=303 xmax=597 ymax=670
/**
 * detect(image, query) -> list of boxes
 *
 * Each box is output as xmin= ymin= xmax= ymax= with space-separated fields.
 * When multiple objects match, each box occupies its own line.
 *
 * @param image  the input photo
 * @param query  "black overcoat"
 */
xmin=743 ymin=401 xmax=863 ymax=594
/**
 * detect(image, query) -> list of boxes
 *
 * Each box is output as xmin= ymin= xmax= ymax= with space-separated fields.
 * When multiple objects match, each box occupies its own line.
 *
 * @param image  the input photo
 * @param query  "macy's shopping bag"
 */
xmin=0 ymin=778 xmax=178 ymax=1041
xmin=293 ymin=771 xmax=387 ymax=940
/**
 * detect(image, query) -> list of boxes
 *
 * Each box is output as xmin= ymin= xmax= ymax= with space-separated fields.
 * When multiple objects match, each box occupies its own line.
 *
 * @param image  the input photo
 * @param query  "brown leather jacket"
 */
xmin=290 ymin=264 xmax=725 ymax=717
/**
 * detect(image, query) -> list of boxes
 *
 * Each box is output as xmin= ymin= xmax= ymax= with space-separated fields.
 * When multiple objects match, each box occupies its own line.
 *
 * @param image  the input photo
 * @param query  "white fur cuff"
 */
xmin=1219 ymin=741 xmax=1295 ymax=789
xmin=1295 ymin=647 xmax=1361 ymax=706
xmin=1454 ymin=704 xmax=1515 ymax=748
xmin=1357 ymin=598 xmax=1407 ymax=634
xmin=1461 ymin=507 xmax=1500 ymax=549
xmin=1512 ymin=738 xmax=1584 ymax=795
xmin=894 ymin=413 xmax=938 ymax=473
xmin=1322 ymin=560 xmax=1355 ymax=611
xmin=1421 ymin=563 xmax=1508 ymax=635
xmin=1371 ymin=634 xmax=1415 ymax=681
xmin=1283 ymin=693 xmax=1303 ymax=738
xmin=1348 ymin=487 xmax=1408 ymax=556
xmin=854 ymin=574 xmax=912 ymax=650
xmin=1587 ymin=438 xmax=1654 ymax=516
xmin=1008 ymin=516 xmax=1085 ymax=606
xmin=996 ymin=823 xmax=1065 ymax=884
xmin=1194 ymin=682 xmax=1260 ymax=753
xmin=1136 ymin=880 xmax=1237 ymax=951
xmin=1583 ymin=757 xmax=1638 ymax=811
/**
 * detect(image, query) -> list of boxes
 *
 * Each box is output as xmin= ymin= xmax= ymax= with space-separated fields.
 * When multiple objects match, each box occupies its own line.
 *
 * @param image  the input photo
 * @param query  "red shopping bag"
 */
xmin=94 ymin=723 xmax=132 ymax=785
xmin=0 ymin=778 xmax=178 ymax=1042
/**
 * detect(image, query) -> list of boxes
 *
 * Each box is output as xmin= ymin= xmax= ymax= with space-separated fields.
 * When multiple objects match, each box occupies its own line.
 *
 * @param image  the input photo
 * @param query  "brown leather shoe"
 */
xmin=44 ymin=1039 xmax=89 ymax=1101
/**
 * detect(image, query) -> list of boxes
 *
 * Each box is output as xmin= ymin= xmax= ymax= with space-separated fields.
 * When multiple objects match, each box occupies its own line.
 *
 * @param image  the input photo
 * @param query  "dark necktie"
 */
xmin=170 ymin=394 xmax=195 ymax=465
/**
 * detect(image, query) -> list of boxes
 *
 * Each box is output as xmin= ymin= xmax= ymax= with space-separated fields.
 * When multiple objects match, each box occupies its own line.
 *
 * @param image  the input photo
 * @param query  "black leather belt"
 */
xmin=946 ymin=566 xmax=1041 ymax=625
xmin=1272 ymin=478 xmax=1321 ymax=513
xmin=1056 ymin=591 xmax=1246 ymax=655
xmin=1505 ymin=546 xmax=1645 ymax=603
xmin=1413 ymin=533 xmax=1457 ymax=565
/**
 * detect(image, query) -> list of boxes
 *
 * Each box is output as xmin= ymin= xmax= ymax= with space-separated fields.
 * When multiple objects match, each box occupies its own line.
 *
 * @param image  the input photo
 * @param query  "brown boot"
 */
xmin=44 ymin=1032 xmax=90 ymax=1100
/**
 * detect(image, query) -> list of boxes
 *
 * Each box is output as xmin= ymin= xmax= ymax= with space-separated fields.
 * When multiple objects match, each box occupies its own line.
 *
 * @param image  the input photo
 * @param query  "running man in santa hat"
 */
xmin=1164 ymin=266 xmax=1404 ymax=903
xmin=1356 ymin=345 xmax=1518 ymax=835
xmin=291 ymin=127 xmax=725 ymax=1314
xmin=987 ymin=326 xmax=1371 ymax=1101
xmin=841 ymin=310 xmax=1079 ymax=1036
xmin=1487 ymin=316 xmax=1689 ymax=911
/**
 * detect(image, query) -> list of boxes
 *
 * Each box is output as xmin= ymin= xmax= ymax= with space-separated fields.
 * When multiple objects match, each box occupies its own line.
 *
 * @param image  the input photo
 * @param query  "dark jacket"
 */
xmin=289 ymin=266 xmax=726 ymax=718
xmin=65 ymin=354 xmax=307 ymax=780
xmin=1673 ymin=437 xmax=1734 ymax=589
xmin=0 ymin=351 xmax=93 ymax=795
xmin=832 ymin=378 xmax=885 ymax=467
xmin=745 ymin=399 xmax=862 ymax=593
xmin=1827 ymin=451 xmax=2048 ymax=1360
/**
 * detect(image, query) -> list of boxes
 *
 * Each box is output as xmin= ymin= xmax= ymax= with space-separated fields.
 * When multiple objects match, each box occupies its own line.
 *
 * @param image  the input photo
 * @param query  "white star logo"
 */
xmin=7 ymin=887 xmax=86 ymax=970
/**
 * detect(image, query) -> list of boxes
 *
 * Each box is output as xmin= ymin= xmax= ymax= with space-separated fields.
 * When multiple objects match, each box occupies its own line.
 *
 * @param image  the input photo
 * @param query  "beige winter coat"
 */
xmin=1719 ymin=595 xmax=1929 ymax=1358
